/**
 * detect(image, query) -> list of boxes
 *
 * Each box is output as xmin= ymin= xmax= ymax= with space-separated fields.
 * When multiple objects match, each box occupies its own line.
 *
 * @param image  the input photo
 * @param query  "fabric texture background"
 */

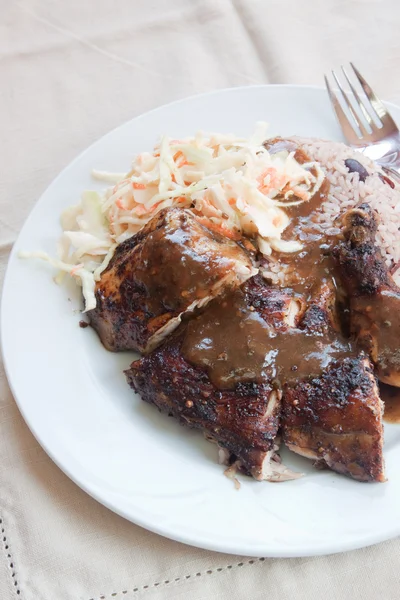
xmin=2 ymin=1 xmax=400 ymax=598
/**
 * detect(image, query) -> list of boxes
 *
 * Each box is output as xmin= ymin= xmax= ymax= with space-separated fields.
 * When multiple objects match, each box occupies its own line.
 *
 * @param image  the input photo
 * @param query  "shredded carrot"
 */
xmin=173 ymin=151 xmax=190 ymax=168
xmin=228 ymin=198 xmax=236 ymax=206
xmin=258 ymin=185 xmax=270 ymax=195
xmin=133 ymin=182 xmax=146 ymax=190
xmin=173 ymin=150 xmax=183 ymax=161
xmin=257 ymin=168 xmax=271 ymax=185
xmin=134 ymin=201 xmax=162 ymax=217
xmin=116 ymin=198 xmax=125 ymax=209
xmin=213 ymin=223 xmax=240 ymax=240
xmin=134 ymin=205 xmax=148 ymax=216
xmin=70 ymin=264 xmax=83 ymax=276
xmin=196 ymin=217 xmax=240 ymax=241
xmin=257 ymin=168 xmax=287 ymax=194
xmin=171 ymin=173 xmax=176 ymax=184
xmin=112 ymin=179 xmax=128 ymax=195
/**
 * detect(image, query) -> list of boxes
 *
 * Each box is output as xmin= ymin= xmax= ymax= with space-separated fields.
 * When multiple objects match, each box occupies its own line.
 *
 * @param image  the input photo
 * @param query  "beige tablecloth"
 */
xmin=2 ymin=1 xmax=400 ymax=598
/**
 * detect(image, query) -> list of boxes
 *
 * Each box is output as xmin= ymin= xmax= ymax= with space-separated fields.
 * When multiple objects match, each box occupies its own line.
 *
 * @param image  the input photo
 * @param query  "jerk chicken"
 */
xmin=127 ymin=274 xmax=385 ymax=482
xmin=334 ymin=203 xmax=400 ymax=387
xmin=88 ymin=208 xmax=256 ymax=353
xmin=282 ymin=356 xmax=385 ymax=482
xmin=281 ymin=281 xmax=385 ymax=482
xmin=126 ymin=277 xmax=302 ymax=482
xmin=87 ymin=135 xmax=396 ymax=484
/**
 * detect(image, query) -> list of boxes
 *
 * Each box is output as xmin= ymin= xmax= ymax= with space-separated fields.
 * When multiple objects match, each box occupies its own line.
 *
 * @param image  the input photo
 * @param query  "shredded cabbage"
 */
xmin=20 ymin=123 xmax=324 ymax=310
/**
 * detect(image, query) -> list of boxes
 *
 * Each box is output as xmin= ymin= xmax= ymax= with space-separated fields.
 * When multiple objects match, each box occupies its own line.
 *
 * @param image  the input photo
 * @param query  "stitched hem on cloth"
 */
xmin=88 ymin=558 xmax=266 ymax=599
xmin=0 ymin=516 xmax=21 ymax=597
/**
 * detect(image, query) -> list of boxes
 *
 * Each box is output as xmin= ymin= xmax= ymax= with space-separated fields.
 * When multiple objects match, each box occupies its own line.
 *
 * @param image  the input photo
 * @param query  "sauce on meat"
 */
xmin=380 ymin=383 xmax=400 ymax=423
xmin=351 ymin=291 xmax=400 ymax=382
xmin=265 ymin=138 xmax=339 ymax=297
xmin=182 ymin=140 xmax=354 ymax=390
xmin=181 ymin=291 xmax=272 ymax=388
xmin=182 ymin=139 xmax=395 ymax=399
xmin=182 ymin=289 xmax=353 ymax=390
xmin=278 ymin=179 xmax=340 ymax=296
xmin=133 ymin=213 xmax=251 ymax=313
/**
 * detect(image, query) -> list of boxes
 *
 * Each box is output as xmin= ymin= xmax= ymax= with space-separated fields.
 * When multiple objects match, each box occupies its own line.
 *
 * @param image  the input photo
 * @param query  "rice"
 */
xmin=293 ymin=137 xmax=400 ymax=284
xmin=260 ymin=137 xmax=400 ymax=287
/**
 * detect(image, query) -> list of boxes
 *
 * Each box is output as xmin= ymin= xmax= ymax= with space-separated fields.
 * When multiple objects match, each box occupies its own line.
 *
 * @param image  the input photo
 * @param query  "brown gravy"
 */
xmin=380 ymin=383 xmax=400 ymax=423
xmin=181 ymin=158 xmax=352 ymax=390
xmin=352 ymin=291 xmax=400 ymax=382
xmin=134 ymin=214 xmax=251 ymax=314
xmin=278 ymin=178 xmax=340 ymax=296
xmin=266 ymin=138 xmax=334 ymax=285
xmin=181 ymin=290 xmax=353 ymax=390
xmin=181 ymin=291 xmax=272 ymax=389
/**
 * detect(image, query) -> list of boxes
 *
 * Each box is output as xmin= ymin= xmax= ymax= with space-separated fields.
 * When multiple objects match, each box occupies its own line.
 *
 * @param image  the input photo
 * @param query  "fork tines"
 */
xmin=325 ymin=64 xmax=397 ymax=145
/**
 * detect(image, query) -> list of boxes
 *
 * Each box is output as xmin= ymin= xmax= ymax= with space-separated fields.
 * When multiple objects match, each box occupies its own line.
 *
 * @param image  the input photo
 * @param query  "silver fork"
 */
xmin=325 ymin=63 xmax=400 ymax=181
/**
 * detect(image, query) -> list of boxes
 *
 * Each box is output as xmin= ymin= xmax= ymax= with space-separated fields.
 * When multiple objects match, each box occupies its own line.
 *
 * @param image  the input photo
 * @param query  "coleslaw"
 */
xmin=20 ymin=123 xmax=324 ymax=311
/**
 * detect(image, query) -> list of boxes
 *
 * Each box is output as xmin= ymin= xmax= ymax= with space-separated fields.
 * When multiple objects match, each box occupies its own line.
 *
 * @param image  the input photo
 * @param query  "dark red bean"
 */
xmin=379 ymin=173 xmax=395 ymax=189
xmin=344 ymin=158 xmax=369 ymax=182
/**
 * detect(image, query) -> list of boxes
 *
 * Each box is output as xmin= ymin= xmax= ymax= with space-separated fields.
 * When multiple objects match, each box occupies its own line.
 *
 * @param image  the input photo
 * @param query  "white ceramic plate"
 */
xmin=2 ymin=85 xmax=400 ymax=558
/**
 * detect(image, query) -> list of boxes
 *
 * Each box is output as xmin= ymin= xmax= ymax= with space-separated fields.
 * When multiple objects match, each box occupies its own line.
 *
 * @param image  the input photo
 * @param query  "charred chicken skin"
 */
xmin=126 ymin=274 xmax=386 ymax=483
xmin=280 ymin=281 xmax=385 ymax=483
xmin=126 ymin=276 xmax=302 ymax=482
xmin=91 ymin=193 xmax=390 ymax=484
xmin=88 ymin=208 xmax=256 ymax=353
xmin=282 ymin=355 xmax=385 ymax=482
xmin=333 ymin=203 xmax=400 ymax=387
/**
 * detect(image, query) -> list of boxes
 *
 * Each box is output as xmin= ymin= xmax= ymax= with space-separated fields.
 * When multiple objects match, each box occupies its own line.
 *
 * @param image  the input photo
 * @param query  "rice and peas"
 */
xmin=21 ymin=123 xmax=400 ymax=304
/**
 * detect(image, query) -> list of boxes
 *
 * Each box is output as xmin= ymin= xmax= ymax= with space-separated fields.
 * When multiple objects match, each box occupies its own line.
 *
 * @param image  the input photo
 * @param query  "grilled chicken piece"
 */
xmin=333 ymin=203 xmax=400 ymax=386
xmin=88 ymin=208 xmax=257 ymax=353
xmin=125 ymin=277 xmax=302 ymax=482
xmin=281 ymin=281 xmax=386 ymax=482
xmin=282 ymin=356 xmax=385 ymax=482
